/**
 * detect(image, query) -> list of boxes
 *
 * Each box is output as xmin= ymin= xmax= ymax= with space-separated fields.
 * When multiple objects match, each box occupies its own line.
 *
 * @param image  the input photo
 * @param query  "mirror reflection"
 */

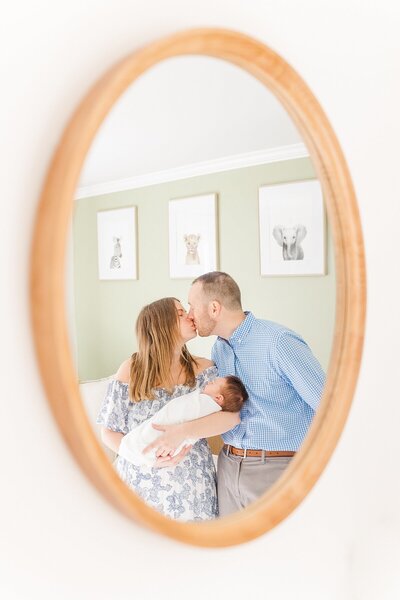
xmin=69 ymin=56 xmax=335 ymax=521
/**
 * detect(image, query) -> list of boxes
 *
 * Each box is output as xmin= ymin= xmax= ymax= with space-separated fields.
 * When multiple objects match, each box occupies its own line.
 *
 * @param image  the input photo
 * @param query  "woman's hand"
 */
xmin=152 ymin=445 xmax=192 ymax=469
xmin=143 ymin=423 xmax=186 ymax=458
xmin=142 ymin=410 xmax=241 ymax=468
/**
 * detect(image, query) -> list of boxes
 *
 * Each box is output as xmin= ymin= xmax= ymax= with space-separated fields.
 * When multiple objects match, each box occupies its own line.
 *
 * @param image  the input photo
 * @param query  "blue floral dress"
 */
xmin=97 ymin=366 xmax=219 ymax=521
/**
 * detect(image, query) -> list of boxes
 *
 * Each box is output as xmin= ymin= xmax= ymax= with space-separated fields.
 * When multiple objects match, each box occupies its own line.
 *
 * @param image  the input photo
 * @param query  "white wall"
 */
xmin=77 ymin=54 xmax=303 ymax=186
xmin=1 ymin=2 xmax=399 ymax=599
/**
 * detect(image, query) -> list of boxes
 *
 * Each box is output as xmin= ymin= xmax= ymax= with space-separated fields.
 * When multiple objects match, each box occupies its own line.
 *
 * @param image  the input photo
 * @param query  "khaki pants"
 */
xmin=217 ymin=447 xmax=293 ymax=517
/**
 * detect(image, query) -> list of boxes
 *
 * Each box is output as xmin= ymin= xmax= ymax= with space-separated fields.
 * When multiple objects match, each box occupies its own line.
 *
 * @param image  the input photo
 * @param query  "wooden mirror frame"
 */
xmin=30 ymin=28 xmax=365 ymax=547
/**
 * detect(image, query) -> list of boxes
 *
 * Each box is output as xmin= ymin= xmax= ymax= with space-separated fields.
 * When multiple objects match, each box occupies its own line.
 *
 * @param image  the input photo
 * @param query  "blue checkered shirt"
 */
xmin=212 ymin=312 xmax=325 ymax=451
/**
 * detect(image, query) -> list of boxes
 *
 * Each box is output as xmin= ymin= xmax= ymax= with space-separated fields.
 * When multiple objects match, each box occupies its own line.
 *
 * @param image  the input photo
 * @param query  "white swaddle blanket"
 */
xmin=118 ymin=388 xmax=222 ymax=467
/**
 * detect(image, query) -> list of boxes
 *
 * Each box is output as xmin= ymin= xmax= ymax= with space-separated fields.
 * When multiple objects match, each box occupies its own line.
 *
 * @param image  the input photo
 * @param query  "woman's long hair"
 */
xmin=129 ymin=297 xmax=198 ymax=402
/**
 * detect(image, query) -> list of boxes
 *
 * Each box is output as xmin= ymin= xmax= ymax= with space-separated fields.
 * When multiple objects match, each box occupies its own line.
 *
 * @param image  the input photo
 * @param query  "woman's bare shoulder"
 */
xmin=115 ymin=358 xmax=131 ymax=383
xmin=193 ymin=357 xmax=215 ymax=374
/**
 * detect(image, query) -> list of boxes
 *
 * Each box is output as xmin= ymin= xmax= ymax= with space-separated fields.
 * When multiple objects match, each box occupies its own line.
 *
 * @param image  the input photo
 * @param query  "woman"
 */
xmin=97 ymin=297 xmax=238 ymax=521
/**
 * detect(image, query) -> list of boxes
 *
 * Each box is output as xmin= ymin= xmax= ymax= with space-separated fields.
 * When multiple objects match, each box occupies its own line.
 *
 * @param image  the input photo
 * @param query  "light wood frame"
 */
xmin=30 ymin=28 xmax=366 ymax=547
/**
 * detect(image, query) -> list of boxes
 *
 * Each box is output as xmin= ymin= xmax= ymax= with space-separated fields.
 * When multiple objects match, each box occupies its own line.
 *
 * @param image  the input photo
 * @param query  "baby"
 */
xmin=118 ymin=375 xmax=248 ymax=467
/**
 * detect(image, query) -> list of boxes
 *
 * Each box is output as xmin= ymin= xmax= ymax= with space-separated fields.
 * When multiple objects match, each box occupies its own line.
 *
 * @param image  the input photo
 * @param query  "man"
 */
xmin=147 ymin=271 xmax=325 ymax=517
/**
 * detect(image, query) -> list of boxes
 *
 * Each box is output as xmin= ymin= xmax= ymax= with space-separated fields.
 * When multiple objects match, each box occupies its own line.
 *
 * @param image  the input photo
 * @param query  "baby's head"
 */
xmin=203 ymin=376 xmax=248 ymax=412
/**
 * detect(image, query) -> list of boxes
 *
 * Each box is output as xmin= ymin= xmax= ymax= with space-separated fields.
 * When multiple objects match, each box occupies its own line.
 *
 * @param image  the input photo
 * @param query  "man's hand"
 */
xmin=143 ymin=422 xmax=187 ymax=460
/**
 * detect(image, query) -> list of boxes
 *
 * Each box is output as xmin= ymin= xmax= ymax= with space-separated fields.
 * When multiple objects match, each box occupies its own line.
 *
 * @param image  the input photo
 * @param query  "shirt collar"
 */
xmin=219 ymin=311 xmax=255 ymax=347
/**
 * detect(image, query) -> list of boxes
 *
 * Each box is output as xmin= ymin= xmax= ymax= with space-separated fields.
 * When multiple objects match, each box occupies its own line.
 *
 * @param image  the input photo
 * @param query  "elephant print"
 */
xmin=184 ymin=233 xmax=201 ymax=265
xmin=110 ymin=236 xmax=122 ymax=269
xmin=272 ymin=225 xmax=307 ymax=260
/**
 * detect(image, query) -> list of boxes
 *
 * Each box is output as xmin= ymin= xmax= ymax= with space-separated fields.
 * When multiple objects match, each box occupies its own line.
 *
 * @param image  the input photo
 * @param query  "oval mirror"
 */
xmin=31 ymin=29 xmax=365 ymax=547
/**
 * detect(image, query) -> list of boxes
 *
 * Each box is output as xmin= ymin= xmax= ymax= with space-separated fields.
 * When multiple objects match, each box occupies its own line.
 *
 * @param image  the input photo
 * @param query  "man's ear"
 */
xmin=209 ymin=300 xmax=221 ymax=317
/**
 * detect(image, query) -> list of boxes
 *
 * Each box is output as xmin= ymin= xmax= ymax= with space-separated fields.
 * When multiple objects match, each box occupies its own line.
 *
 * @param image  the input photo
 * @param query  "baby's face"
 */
xmin=203 ymin=377 xmax=225 ymax=406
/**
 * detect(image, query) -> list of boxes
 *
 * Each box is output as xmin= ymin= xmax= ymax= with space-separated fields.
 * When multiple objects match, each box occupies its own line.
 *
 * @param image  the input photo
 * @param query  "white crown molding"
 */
xmin=76 ymin=143 xmax=309 ymax=199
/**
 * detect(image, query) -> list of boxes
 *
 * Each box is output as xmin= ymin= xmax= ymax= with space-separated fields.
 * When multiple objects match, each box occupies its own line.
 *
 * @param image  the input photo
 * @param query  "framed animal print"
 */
xmin=259 ymin=180 xmax=326 ymax=276
xmin=168 ymin=194 xmax=218 ymax=279
xmin=97 ymin=206 xmax=138 ymax=280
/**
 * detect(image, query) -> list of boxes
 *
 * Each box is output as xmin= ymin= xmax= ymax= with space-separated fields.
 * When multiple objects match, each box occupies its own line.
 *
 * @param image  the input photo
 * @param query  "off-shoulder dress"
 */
xmin=97 ymin=365 xmax=219 ymax=521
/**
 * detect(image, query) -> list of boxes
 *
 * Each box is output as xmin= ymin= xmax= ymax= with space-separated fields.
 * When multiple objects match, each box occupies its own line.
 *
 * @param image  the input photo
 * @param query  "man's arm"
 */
xmin=275 ymin=330 xmax=325 ymax=410
xmin=143 ymin=411 xmax=240 ymax=465
xmin=119 ymin=390 xmax=212 ymax=464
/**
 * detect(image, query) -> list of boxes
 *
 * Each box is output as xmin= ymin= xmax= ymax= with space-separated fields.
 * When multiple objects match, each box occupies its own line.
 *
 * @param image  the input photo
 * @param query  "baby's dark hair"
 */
xmin=220 ymin=375 xmax=248 ymax=412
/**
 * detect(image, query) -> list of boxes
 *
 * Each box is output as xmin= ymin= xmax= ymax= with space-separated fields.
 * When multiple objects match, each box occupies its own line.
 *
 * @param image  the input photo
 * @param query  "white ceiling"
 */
xmin=78 ymin=56 xmax=303 ymax=189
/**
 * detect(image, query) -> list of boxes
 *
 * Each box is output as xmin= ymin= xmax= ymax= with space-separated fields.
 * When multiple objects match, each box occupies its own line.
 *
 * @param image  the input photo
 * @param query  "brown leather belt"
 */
xmin=224 ymin=444 xmax=296 ymax=458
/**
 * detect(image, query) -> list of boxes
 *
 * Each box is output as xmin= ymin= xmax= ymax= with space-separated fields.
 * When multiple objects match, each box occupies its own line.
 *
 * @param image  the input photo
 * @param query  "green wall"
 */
xmin=73 ymin=158 xmax=335 ymax=381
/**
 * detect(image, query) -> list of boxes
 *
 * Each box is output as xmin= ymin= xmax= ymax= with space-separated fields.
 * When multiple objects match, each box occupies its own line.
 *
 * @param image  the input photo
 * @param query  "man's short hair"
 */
xmin=220 ymin=375 xmax=248 ymax=412
xmin=192 ymin=271 xmax=242 ymax=310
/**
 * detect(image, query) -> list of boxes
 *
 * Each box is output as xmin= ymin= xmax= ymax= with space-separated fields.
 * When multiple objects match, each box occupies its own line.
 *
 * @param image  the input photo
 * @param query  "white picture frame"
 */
xmin=169 ymin=194 xmax=218 ymax=279
xmin=259 ymin=180 xmax=326 ymax=276
xmin=97 ymin=207 xmax=138 ymax=280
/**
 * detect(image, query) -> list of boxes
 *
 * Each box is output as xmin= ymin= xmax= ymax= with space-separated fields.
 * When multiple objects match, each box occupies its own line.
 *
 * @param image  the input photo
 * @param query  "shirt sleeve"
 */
xmin=96 ymin=380 xmax=130 ymax=434
xmin=274 ymin=330 xmax=325 ymax=411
